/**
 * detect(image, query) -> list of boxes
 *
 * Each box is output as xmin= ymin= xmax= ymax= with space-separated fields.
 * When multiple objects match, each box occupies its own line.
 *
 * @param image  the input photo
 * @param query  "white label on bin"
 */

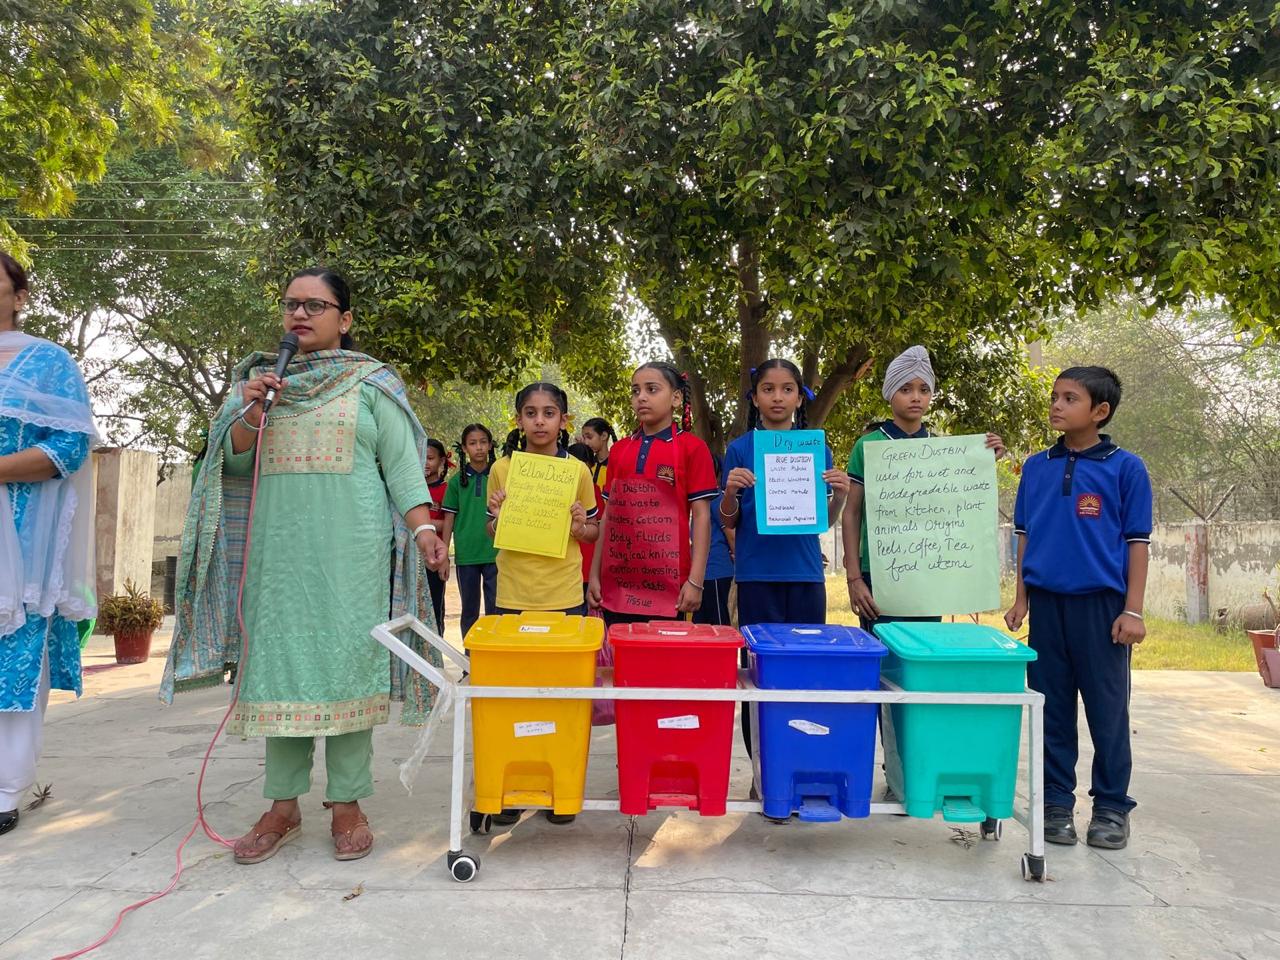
xmin=657 ymin=714 xmax=700 ymax=730
xmin=518 ymin=625 xmax=551 ymax=634
xmin=791 ymin=629 xmax=822 ymax=635
xmin=788 ymin=719 xmax=830 ymax=736
xmin=514 ymin=721 xmax=556 ymax=737
xmin=656 ymin=629 xmax=688 ymax=637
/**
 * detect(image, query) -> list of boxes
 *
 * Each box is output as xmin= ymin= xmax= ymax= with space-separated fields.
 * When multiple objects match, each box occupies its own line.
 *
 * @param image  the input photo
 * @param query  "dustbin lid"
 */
xmin=466 ymin=613 xmax=603 ymax=653
xmin=609 ymin=621 xmax=743 ymax=649
xmin=873 ymin=621 xmax=1036 ymax=661
xmin=742 ymin=623 xmax=886 ymax=657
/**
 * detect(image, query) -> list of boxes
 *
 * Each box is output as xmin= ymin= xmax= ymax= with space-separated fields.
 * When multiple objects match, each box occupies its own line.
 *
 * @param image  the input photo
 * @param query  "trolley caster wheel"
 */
xmin=448 ymin=851 xmax=480 ymax=883
xmin=980 ymin=817 xmax=1002 ymax=841
xmin=1020 ymin=853 xmax=1046 ymax=882
xmin=469 ymin=811 xmax=492 ymax=835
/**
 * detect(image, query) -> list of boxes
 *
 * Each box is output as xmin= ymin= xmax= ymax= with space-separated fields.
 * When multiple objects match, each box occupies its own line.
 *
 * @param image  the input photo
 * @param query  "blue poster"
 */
xmin=752 ymin=429 xmax=827 ymax=536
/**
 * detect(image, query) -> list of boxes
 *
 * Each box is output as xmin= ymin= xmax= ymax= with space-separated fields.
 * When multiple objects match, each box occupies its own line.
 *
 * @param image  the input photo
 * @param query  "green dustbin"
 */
xmin=874 ymin=622 xmax=1036 ymax=823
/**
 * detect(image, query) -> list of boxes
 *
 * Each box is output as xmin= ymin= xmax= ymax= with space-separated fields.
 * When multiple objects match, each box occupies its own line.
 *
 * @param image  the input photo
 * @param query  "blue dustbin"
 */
xmin=744 ymin=624 xmax=887 ymax=821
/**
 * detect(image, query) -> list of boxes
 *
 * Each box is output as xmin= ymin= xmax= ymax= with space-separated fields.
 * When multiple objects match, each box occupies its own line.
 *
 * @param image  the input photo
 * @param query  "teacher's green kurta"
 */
xmin=223 ymin=382 xmax=430 ymax=738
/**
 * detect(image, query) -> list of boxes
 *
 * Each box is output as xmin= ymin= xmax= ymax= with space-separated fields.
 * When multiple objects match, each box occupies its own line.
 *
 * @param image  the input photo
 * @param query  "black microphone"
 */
xmin=261 ymin=332 xmax=299 ymax=414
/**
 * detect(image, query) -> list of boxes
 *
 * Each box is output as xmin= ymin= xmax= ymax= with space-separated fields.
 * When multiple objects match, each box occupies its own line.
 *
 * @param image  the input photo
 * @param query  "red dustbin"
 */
xmin=611 ymin=621 xmax=744 ymax=816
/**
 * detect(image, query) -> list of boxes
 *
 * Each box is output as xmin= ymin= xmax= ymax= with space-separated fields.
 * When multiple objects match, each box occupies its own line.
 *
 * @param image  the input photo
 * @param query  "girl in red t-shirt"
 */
xmin=588 ymin=361 xmax=716 ymax=626
xmin=424 ymin=438 xmax=451 ymax=633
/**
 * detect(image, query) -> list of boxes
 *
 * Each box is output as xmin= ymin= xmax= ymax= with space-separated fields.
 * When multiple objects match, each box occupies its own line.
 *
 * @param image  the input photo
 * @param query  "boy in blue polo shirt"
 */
xmin=1006 ymin=366 xmax=1151 ymax=850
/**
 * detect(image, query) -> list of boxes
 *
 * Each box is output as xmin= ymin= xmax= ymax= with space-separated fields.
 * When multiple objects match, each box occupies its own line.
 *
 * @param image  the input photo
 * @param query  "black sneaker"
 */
xmin=1087 ymin=808 xmax=1130 ymax=850
xmin=1044 ymin=805 xmax=1078 ymax=845
xmin=491 ymin=809 xmax=522 ymax=826
xmin=544 ymin=812 xmax=576 ymax=825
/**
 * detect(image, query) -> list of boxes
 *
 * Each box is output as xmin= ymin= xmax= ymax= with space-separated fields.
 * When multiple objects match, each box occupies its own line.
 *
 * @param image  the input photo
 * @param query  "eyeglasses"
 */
xmin=279 ymin=297 xmax=340 ymax=317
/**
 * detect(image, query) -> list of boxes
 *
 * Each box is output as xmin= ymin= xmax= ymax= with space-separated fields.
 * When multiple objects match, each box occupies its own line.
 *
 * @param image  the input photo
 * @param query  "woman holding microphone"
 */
xmin=162 ymin=267 xmax=446 ymax=864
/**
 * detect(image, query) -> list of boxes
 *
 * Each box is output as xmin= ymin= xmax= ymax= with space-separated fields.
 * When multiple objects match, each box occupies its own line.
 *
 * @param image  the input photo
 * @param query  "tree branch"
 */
xmin=807 ymin=344 xmax=875 ymax=427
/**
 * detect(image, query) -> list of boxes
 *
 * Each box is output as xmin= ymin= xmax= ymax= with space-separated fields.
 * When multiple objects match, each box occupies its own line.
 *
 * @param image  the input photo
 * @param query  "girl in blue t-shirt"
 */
xmin=720 ymin=359 xmax=848 ymax=625
xmin=720 ymin=360 xmax=849 ymax=758
xmin=693 ymin=453 xmax=735 ymax=626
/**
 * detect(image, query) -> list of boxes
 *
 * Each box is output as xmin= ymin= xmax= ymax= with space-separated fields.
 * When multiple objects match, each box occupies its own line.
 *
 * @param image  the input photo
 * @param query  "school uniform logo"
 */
xmin=656 ymin=464 xmax=676 ymax=486
xmin=1076 ymin=493 xmax=1102 ymax=519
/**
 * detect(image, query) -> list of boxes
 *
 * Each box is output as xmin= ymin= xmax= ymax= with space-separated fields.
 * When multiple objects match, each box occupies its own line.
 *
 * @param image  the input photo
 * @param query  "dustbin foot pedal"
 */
xmin=941 ymin=798 xmax=985 ymax=823
xmin=796 ymin=798 xmax=842 ymax=823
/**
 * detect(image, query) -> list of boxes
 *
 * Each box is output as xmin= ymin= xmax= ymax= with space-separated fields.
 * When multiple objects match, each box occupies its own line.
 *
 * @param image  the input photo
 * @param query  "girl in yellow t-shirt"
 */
xmin=486 ymin=382 xmax=600 ymax=615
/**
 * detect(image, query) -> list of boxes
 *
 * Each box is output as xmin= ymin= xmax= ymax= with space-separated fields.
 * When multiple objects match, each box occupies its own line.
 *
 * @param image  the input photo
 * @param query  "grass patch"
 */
xmin=823 ymin=576 xmax=1257 ymax=672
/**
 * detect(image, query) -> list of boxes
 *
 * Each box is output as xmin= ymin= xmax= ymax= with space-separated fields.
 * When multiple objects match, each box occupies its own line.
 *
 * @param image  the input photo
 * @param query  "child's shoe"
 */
xmin=1086 ymin=808 xmax=1129 ymax=849
xmin=1044 ymin=805 xmax=1078 ymax=845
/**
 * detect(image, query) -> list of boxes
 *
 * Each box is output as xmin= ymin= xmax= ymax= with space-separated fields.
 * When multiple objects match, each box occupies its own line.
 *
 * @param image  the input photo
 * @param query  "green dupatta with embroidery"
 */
xmin=160 ymin=349 xmax=442 ymax=724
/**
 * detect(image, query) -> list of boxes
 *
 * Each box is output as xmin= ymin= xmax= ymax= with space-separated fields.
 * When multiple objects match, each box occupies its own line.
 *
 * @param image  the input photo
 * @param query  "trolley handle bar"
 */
xmin=447 ymin=678 xmax=1044 ymax=706
xmin=377 ymin=615 xmax=470 ymax=671
xmin=371 ymin=621 xmax=455 ymax=690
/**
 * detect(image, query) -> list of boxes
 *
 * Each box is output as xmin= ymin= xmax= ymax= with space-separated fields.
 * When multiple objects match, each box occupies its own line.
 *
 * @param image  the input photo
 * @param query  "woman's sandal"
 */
xmin=323 ymin=801 xmax=374 ymax=861
xmin=233 ymin=810 xmax=301 ymax=865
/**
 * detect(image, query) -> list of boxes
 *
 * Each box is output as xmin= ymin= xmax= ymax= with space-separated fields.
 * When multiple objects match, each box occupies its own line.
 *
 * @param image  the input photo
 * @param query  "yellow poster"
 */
xmin=493 ymin=451 xmax=580 ymax=559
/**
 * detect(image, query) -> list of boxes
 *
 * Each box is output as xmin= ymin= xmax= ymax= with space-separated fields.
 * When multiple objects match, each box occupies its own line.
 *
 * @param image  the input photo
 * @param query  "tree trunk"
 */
xmin=650 ymin=296 xmax=726 ymax=454
xmin=801 ymin=341 xmax=820 ymax=390
xmin=807 ymin=344 xmax=875 ymax=427
xmin=735 ymin=234 xmax=770 ymax=435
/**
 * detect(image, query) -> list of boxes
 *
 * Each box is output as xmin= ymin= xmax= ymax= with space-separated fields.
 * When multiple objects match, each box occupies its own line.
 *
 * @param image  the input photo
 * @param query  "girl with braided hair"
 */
xmin=588 ymin=361 xmax=717 ymax=627
xmin=720 ymin=359 xmax=850 ymax=759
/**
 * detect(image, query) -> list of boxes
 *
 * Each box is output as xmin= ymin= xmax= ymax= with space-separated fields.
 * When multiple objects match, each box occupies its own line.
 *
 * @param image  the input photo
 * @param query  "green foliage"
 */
xmin=221 ymin=0 xmax=630 ymax=400
xmin=16 ymin=148 xmax=275 ymax=458
xmin=0 ymin=0 xmax=228 ymax=247
xmin=1046 ymin=296 xmax=1280 ymax=518
xmin=407 ymin=360 xmax=612 ymax=456
xmin=225 ymin=0 xmax=1280 ymax=455
xmin=98 ymin=580 xmax=165 ymax=634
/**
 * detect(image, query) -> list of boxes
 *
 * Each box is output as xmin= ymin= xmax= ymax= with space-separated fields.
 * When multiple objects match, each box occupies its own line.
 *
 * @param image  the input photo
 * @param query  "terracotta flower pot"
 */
xmin=113 ymin=629 xmax=154 ymax=665
xmin=1247 ymin=629 xmax=1279 ymax=679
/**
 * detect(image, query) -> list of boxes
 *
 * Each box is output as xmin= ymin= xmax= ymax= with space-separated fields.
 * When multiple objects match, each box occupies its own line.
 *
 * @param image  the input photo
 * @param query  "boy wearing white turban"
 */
xmin=841 ymin=346 xmax=1005 ymax=629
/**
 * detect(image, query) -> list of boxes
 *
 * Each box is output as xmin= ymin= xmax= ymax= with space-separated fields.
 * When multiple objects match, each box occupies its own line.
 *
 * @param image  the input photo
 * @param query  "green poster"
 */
xmin=864 ymin=434 xmax=1000 ymax=617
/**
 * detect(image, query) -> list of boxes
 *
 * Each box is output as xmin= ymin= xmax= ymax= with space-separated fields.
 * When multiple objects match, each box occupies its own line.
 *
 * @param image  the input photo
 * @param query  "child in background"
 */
xmin=580 ymin=417 xmax=617 ymax=488
xmin=720 ymin=359 xmax=848 ymax=759
xmin=693 ymin=452 xmax=735 ymax=626
xmin=842 ymin=346 xmax=1005 ymax=631
xmin=589 ymin=362 xmax=716 ymax=626
xmin=485 ymin=383 xmax=600 ymax=826
xmin=1005 ymin=366 xmax=1151 ymax=850
xmin=566 ymin=442 xmax=599 ymax=604
xmin=424 ymin=438 xmax=451 ymax=634
xmin=440 ymin=423 xmax=499 ymax=643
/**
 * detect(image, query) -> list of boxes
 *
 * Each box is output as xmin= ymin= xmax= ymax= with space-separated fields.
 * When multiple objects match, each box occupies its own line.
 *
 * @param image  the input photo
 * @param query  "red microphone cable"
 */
xmin=52 ymin=412 xmax=270 ymax=960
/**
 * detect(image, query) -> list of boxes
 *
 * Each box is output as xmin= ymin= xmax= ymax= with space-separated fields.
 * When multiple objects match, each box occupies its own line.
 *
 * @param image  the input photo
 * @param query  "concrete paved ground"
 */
xmin=2 ymin=619 xmax=1278 ymax=960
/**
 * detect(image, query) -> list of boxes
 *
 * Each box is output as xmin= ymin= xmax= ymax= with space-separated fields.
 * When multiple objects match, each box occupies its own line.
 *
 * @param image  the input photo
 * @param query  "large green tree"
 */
xmin=17 ymin=148 xmax=273 ymax=459
xmin=558 ymin=0 xmax=1280 ymax=446
xmin=225 ymin=0 xmax=1280 ymax=452
xmin=1046 ymin=298 xmax=1280 ymax=520
xmin=0 ymin=0 xmax=227 ymax=248
xmin=223 ymin=0 xmax=630 ymax=402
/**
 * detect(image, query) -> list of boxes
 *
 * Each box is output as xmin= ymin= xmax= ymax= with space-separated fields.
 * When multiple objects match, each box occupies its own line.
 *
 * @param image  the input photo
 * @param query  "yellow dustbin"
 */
xmin=468 ymin=613 xmax=603 ymax=816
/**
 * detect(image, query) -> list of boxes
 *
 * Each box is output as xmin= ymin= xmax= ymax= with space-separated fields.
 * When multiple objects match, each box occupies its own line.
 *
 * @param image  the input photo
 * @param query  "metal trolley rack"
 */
xmin=373 ymin=615 xmax=1048 ymax=885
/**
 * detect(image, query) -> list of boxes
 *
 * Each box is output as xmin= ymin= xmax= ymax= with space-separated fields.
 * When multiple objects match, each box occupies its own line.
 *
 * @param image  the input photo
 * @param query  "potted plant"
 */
xmin=1246 ymin=587 xmax=1280 ymax=689
xmin=98 ymin=580 xmax=165 ymax=665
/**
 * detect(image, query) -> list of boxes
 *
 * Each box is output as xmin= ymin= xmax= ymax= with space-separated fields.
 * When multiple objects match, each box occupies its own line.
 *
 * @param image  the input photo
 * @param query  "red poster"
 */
xmin=600 ymin=477 xmax=684 ymax=619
